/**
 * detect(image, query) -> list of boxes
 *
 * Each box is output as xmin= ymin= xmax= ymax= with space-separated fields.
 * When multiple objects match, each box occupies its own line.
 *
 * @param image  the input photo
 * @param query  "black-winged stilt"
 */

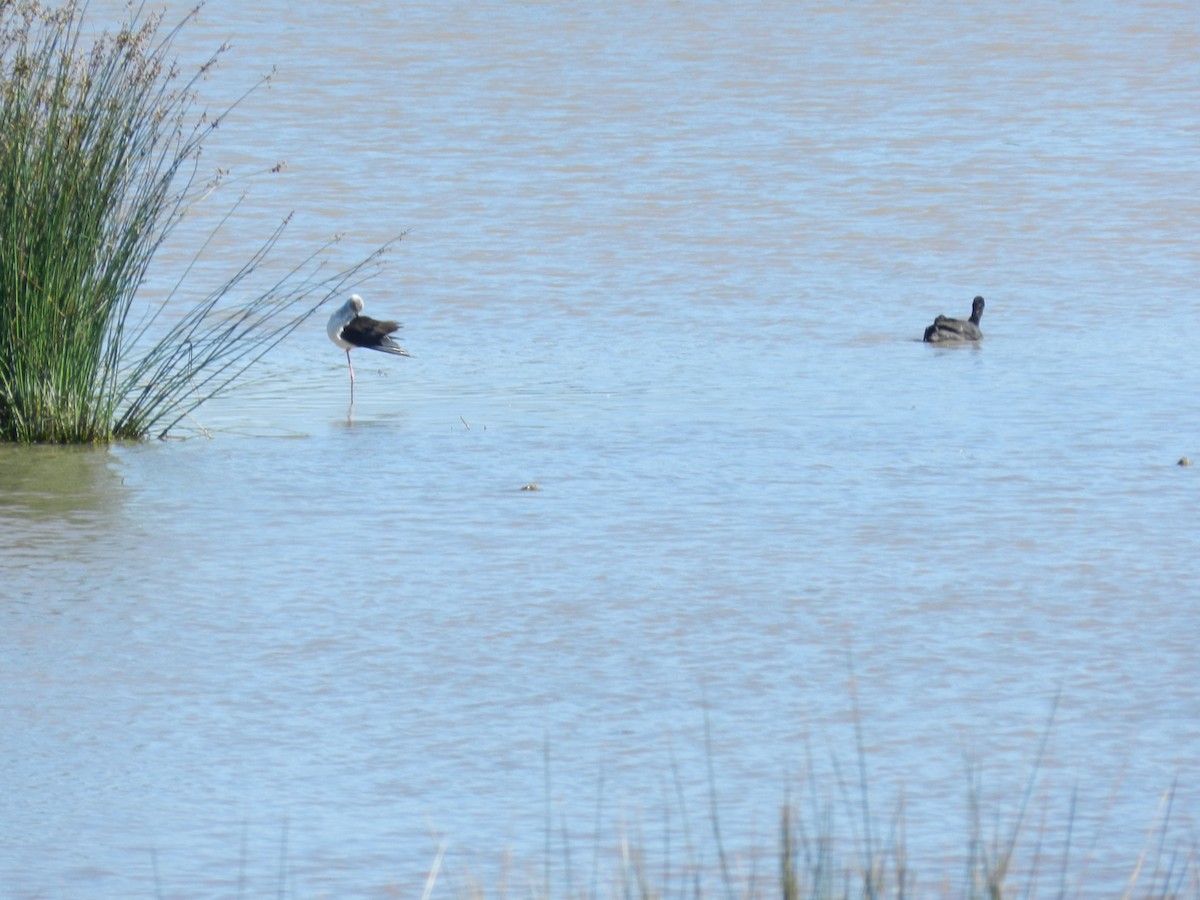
xmin=327 ymin=294 xmax=411 ymax=401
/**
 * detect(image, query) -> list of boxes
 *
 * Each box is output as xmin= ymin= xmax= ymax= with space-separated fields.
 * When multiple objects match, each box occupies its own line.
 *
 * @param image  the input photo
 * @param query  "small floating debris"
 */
xmin=519 ymin=483 xmax=541 ymax=491
xmin=1178 ymin=457 xmax=1192 ymax=467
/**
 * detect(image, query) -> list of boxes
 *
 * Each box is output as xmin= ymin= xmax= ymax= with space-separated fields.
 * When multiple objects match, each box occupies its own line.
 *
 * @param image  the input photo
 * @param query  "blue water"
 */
xmin=2 ymin=1 xmax=1199 ymax=896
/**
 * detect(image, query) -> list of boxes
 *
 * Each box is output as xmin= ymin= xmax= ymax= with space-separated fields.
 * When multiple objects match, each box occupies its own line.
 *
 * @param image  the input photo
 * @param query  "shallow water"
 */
xmin=2 ymin=1 xmax=1199 ymax=896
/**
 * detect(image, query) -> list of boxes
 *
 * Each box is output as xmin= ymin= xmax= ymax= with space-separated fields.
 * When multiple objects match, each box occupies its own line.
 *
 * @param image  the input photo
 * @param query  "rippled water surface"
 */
xmin=2 ymin=1 xmax=1199 ymax=896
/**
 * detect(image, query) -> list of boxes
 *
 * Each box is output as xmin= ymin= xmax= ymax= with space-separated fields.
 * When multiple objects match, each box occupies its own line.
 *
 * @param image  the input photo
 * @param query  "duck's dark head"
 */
xmin=970 ymin=296 xmax=985 ymax=324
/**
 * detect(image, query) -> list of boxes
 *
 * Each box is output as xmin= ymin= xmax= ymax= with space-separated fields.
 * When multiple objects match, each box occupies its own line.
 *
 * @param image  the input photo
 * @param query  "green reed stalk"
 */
xmin=0 ymin=1 xmax=386 ymax=442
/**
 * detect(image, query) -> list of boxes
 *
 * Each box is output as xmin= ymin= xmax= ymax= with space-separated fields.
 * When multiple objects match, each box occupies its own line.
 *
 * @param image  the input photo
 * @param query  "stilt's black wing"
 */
xmin=341 ymin=315 xmax=401 ymax=348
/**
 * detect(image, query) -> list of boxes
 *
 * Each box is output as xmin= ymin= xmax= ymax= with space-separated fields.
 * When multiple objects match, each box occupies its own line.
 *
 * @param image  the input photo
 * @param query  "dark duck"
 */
xmin=923 ymin=296 xmax=985 ymax=343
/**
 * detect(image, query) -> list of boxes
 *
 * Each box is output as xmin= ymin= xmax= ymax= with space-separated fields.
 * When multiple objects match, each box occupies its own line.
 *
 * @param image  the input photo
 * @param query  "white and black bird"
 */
xmin=327 ymin=294 xmax=411 ymax=401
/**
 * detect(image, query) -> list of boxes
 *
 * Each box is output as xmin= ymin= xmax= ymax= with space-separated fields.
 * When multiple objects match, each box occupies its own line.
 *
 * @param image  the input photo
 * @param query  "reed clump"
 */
xmin=0 ymin=0 xmax=384 ymax=442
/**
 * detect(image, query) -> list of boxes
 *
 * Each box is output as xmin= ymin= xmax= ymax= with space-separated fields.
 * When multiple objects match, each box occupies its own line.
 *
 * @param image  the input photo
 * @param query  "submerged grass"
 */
xmin=128 ymin=696 xmax=1197 ymax=897
xmin=415 ymin=699 xmax=1196 ymax=899
xmin=421 ymin=766 xmax=1195 ymax=900
xmin=0 ymin=0 xmax=387 ymax=442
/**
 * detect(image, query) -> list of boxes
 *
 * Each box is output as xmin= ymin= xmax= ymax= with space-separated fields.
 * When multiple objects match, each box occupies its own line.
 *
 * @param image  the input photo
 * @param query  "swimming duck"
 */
xmin=923 ymin=296 xmax=985 ymax=343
